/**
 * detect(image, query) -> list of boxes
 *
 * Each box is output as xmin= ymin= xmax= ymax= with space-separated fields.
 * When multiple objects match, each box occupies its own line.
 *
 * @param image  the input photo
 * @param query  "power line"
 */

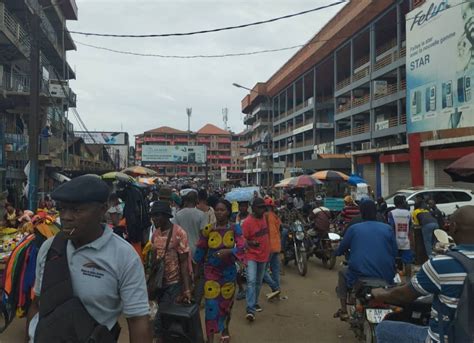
xmin=68 ymin=1 xmax=347 ymax=38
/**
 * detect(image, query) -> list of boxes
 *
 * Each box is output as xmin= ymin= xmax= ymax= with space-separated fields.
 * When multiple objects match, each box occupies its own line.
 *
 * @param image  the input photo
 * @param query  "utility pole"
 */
xmin=186 ymin=108 xmax=192 ymax=176
xmin=28 ymin=11 xmax=41 ymax=211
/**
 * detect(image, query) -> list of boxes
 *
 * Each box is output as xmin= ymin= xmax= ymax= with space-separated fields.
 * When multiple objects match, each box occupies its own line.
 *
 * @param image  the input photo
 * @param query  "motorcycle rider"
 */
xmin=387 ymin=195 xmax=413 ymax=277
xmin=311 ymin=195 xmax=331 ymax=237
xmin=333 ymin=200 xmax=398 ymax=321
xmin=373 ymin=205 xmax=474 ymax=343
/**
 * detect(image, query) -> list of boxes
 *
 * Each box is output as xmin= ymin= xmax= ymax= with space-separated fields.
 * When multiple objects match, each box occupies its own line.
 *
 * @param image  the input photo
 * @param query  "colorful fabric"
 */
xmin=410 ymin=245 xmax=474 ymax=343
xmin=194 ymin=223 xmax=245 ymax=337
xmin=265 ymin=211 xmax=281 ymax=253
xmin=242 ymin=215 xmax=270 ymax=263
xmin=151 ymin=224 xmax=190 ymax=285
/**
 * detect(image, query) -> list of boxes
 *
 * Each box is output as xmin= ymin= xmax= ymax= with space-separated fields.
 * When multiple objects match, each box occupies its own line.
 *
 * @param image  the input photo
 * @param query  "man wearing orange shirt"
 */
xmin=263 ymin=198 xmax=282 ymax=300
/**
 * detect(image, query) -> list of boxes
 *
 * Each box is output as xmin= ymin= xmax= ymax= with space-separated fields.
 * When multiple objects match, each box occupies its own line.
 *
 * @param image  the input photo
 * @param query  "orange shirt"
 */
xmin=266 ymin=211 xmax=282 ymax=253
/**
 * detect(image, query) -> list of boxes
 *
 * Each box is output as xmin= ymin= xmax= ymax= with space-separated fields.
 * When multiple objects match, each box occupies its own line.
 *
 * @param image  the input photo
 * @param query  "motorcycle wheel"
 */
xmin=295 ymin=246 xmax=308 ymax=276
xmin=362 ymin=320 xmax=376 ymax=343
xmin=322 ymin=254 xmax=337 ymax=270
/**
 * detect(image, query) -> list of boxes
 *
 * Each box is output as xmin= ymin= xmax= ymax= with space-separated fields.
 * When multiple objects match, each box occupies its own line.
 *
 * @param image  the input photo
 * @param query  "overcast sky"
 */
xmin=67 ymin=0 xmax=345 ymax=138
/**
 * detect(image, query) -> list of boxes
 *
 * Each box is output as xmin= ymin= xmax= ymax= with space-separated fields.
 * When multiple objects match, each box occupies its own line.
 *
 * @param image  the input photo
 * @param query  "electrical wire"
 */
xmin=68 ymin=1 xmax=347 ymax=38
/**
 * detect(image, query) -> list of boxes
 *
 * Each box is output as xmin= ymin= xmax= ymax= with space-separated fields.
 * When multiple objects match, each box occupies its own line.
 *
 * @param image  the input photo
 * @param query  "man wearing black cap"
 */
xmin=242 ymin=198 xmax=270 ymax=322
xmin=26 ymin=175 xmax=151 ymax=342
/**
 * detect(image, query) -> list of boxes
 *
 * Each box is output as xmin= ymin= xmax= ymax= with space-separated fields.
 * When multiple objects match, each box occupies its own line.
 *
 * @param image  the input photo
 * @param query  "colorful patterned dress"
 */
xmin=193 ymin=223 xmax=246 ymax=337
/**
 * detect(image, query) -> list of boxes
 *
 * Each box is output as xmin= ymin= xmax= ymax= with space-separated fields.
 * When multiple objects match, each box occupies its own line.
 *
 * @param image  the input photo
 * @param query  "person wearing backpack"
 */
xmin=372 ymin=205 xmax=474 ymax=343
xmin=25 ymin=175 xmax=152 ymax=342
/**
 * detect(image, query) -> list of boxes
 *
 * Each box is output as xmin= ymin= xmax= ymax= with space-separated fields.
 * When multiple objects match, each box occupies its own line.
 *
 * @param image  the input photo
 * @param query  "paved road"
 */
xmin=1 ymin=257 xmax=357 ymax=343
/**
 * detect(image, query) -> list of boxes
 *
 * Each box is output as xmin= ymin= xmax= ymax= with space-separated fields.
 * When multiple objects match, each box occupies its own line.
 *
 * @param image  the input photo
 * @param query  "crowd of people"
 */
xmin=3 ymin=174 xmax=472 ymax=343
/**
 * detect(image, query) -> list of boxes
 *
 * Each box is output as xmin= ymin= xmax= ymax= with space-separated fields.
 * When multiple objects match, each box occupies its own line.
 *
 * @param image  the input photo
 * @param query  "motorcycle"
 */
xmin=346 ymin=278 xmax=393 ymax=343
xmin=283 ymin=220 xmax=308 ymax=276
xmin=306 ymin=229 xmax=341 ymax=270
xmin=381 ymin=295 xmax=432 ymax=327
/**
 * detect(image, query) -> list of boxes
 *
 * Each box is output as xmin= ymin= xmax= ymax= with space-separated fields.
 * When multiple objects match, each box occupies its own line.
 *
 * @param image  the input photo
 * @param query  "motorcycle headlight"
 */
xmin=296 ymin=231 xmax=305 ymax=241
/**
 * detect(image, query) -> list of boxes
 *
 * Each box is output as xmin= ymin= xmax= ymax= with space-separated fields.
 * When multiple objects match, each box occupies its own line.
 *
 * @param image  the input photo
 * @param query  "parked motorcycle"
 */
xmin=306 ymin=229 xmax=341 ymax=269
xmin=283 ymin=220 xmax=308 ymax=276
xmin=346 ymin=278 xmax=393 ymax=343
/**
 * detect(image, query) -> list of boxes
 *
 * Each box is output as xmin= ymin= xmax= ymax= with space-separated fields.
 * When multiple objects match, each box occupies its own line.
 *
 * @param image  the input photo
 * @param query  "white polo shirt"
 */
xmin=29 ymin=227 xmax=149 ymax=340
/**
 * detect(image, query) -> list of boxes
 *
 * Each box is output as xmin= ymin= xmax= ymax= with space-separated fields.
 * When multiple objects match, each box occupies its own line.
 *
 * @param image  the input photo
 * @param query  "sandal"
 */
xmin=333 ymin=309 xmax=349 ymax=321
xmin=220 ymin=335 xmax=231 ymax=343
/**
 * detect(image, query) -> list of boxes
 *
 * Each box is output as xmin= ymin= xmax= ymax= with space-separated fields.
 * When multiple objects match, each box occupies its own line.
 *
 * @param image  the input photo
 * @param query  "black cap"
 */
xmin=252 ymin=198 xmax=266 ymax=208
xmin=51 ymin=174 xmax=110 ymax=203
xmin=150 ymin=201 xmax=173 ymax=218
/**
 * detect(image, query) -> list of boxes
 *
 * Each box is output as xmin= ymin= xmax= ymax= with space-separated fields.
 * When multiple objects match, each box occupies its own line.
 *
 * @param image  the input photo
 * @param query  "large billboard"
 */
xmin=142 ymin=145 xmax=207 ymax=164
xmin=75 ymin=131 xmax=128 ymax=145
xmin=406 ymin=0 xmax=474 ymax=133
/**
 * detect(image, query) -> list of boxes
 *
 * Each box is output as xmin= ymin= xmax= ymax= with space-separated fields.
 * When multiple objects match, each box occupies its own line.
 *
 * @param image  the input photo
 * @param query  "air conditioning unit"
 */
xmin=361 ymin=142 xmax=372 ymax=150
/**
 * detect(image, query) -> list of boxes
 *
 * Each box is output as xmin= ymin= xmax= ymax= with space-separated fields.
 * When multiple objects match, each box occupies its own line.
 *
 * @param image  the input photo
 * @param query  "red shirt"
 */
xmin=242 ymin=215 xmax=270 ymax=263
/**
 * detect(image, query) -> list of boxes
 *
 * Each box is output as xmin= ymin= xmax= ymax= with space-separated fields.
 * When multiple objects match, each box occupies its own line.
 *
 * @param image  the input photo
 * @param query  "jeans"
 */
xmin=422 ymin=222 xmax=438 ymax=257
xmin=281 ymin=227 xmax=289 ymax=252
xmin=154 ymin=283 xmax=182 ymax=337
xmin=376 ymin=320 xmax=429 ymax=343
xmin=263 ymin=253 xmax=281 ymax=292
xmin=246 ymin=260 xmax=267 ymax=314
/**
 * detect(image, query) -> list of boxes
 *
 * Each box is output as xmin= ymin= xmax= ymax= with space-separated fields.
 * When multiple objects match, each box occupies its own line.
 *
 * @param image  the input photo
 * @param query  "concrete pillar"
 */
xmin=424 ymin=159 xmax=435 ymax=188
xmin=380 ymin=163 xmax=390 ymax=197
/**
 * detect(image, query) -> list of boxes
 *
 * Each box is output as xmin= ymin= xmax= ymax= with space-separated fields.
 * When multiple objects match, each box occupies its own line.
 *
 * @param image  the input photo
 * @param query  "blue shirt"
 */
xmin=410 ymin=245 xmax=474 ymax=343
xmin=335 ymin=220 xmax=398 ymax=287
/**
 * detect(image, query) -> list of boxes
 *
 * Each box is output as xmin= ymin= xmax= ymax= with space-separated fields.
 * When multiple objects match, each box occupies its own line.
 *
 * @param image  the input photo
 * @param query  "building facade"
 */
xmin=240 ymin=0 xmax=474 ymax=195
xmin=135 ymin=123 xmax=238 ymax=180
xmin=0 ymin=0 xmax=78 ymax=205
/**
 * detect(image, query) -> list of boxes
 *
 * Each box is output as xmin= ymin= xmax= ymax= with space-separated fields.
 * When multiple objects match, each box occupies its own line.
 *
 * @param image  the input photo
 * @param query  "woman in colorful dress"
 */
xmin=194 ymin=199 xmax=246 ymax=343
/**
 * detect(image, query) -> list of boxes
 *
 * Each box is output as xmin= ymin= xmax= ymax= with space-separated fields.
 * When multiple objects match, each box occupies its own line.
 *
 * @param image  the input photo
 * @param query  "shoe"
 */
xmin=266 ymin=290 xmax=281 ymax=300
xmin=255 ymin=305 xmax=263 ymax=312
xmin=236 ymin=289 xmax=246 ymax=301
xmin=246 ymin=313 xmax=255 ymax=322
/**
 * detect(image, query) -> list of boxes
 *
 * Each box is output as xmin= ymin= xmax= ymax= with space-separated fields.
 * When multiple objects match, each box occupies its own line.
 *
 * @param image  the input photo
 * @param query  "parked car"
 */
xmin=385 ymin=187 xmax=474 ymax=215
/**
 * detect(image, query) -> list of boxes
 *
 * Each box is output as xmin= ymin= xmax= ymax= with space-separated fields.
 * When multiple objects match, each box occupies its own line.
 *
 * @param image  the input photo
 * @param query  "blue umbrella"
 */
xmin=225 ymin=187 xmax=259 ymax=202
xmin=347 ymin=174 xmax=367 ymax=186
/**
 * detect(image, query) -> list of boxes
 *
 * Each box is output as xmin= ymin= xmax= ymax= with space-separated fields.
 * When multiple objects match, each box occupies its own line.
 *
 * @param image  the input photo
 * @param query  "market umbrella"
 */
xmin=275 ymin=177 xmax=296 ymax=188
xmin=122 ymin=166 xmax=158 ymax=177
xmin=444 ymin=153 xmax=474 ymax=183
xmin=102 ymin=171 xmax=134 ymax=183
xmin=312 ymin=170 xmax=349 ymax=182
xmin=288 ymin=175 xmax=323 ymax=188
xmin=347 ymin=174 xmax=367 ymax=186
xmin=137 ymin=177 xmax=162 ymax=185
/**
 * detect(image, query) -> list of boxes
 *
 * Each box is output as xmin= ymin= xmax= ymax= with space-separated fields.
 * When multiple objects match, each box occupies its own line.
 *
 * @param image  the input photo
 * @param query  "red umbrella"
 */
xmin=444 ymin=153 xmax=474 ymax=183
xmin=289 ymin=175 xmax=323 ymax=188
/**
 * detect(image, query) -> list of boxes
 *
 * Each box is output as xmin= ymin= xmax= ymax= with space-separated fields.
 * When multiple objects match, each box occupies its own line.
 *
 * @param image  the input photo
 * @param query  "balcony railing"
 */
xmin=0 ymin=72 xmax=48 ymax=94
xmin=336 ymin=101 xmax=351 ymax=114
xmin=374 ymin=83 xmax=398 ymax=100
xmin=353 ymin=94 xmax=370 ymax=108
xmin=400 ymin=113 xmax=407 ymax=125
xmin=336 ymin=77 xmax=351 ymax=91
xmin=0 ymin=3 xmax=31 ymax=55
xmin=336 ymin=128 xmax=351 ymax=139
xmin=353 ymin=123 xmax=370 ymax=135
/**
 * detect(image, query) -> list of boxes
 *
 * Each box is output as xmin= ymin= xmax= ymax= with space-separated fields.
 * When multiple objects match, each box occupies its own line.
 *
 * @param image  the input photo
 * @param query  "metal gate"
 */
xmin=388 ymin=162 xmax=412 ymax=194
xmin=434 ymin=160 xmax=474 ymax=190
xmin=362 ymin=163 xmax=377 ymax=195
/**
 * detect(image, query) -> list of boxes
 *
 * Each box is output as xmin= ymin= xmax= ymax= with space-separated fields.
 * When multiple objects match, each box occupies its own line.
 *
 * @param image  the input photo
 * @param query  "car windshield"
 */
xmin=385 ymin=192 xmax=414 ymax=204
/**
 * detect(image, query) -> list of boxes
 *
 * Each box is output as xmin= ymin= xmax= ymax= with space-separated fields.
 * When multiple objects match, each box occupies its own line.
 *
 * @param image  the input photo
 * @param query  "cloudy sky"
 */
xmin=67 ymin=0 xmax=346 ymax=138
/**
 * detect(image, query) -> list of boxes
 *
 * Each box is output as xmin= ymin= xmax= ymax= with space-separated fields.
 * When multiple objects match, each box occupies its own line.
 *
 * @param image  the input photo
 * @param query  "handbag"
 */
xmin=147 ymin=226 xmax=174 ymax=298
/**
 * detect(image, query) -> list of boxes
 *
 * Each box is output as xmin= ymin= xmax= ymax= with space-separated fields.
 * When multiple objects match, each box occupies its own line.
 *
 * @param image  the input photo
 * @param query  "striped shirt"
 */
xmin=410 ymin=245 xmax=474 ymax=343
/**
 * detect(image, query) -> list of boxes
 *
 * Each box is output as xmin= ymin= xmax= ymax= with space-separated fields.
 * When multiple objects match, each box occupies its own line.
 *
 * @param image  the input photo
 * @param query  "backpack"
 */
xmin=34 ymin=232 xmax=120 ymax=343
xmin=444 ymin=251 xmax=474 ymax=343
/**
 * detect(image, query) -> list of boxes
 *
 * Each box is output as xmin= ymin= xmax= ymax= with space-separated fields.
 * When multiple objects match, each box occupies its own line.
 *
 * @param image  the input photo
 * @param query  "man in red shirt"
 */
xmin=242 ymin=198 xmax=270 ymax=322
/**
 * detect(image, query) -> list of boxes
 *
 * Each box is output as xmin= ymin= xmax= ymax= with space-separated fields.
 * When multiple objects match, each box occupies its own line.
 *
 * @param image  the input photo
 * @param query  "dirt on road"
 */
xmin=1 ymin=258 xmax=357 ymax=343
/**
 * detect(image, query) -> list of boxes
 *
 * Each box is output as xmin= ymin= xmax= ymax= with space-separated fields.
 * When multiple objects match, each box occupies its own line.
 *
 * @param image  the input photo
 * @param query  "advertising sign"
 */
xmin=75 ymin=131 xmax=128 ymax=145
xmin=406 ymin=0 xmax=474 ymax=133
xmin=142 ymin=145 xmax=207 ymax=164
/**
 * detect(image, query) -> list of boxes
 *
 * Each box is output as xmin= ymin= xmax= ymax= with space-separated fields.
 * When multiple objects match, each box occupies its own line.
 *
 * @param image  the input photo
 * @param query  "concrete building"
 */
xmin=135 ymin=123 xmax=237 ymax=180
xmin=0 ymin=0 xmax=78 ymax=205
xmin=229 ymin=131 xmax=246 ymax=183
xmin=240 ymin=0 xmax=472 ymax=195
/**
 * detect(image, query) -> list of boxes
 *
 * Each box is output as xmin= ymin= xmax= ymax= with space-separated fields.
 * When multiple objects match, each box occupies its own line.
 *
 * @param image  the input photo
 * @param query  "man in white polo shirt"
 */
xmin=26 ymin=174 xmax=151 ymax=342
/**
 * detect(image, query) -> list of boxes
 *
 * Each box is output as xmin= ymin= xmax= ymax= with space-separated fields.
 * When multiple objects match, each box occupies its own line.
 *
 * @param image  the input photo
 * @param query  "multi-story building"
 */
xmin=0 ymin=0 xmax=78 ymax=205
xmin=241 ymin=83 xmax=273 ymax=186
xmin=229 ymin=131 xmax=247 ymax=183
xmin=240 ymin=0 xmax=436 ymax=195
xmin=135 ymin=123 xmax=237 ymax=180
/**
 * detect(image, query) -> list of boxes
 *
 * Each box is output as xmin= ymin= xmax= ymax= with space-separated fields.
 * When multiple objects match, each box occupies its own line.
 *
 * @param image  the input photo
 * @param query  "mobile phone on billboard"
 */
xmin=458 ymin=77 xmax=465 ymax=103
xmin=411 ymin=91 xmax=421 ymax=115
xmin=465 ymin=76 xmax=471 ymax=102
xmin=425 ymin=88 xmax=431 ymax=112
xmin=429 ymin=86 xmax=436 ymax=111
xmin=445 ymin=81 xmax=453 ymax=108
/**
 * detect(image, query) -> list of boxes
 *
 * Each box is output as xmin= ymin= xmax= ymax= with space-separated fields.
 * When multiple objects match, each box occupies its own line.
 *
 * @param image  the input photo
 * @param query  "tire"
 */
xmin=295 ymin=245 xmax=308 ymax=276
xmin=362 ymin=320 xmax=376 ymax=343
xmin=322 ymin=253 xmax=337 ymax=270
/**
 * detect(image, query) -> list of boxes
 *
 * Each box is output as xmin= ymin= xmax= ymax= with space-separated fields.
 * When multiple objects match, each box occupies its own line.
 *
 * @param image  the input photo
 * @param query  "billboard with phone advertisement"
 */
xmin=406 ymin=0 xmax=474 ymax=132
xmin=142 ymin=145 xmax=207 ymax=164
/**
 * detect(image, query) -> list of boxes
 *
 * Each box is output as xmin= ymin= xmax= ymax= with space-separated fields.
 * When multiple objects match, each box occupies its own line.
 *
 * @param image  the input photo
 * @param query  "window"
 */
xmin=432 ymin=191 xmax=456 ymax=204
xmin=452 ymin=191 xmax=472 ymax=202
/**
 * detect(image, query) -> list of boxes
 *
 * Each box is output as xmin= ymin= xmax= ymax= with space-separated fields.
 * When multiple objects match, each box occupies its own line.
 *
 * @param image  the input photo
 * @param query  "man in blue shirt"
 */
xmin=334 ymin=200 xmax=398 ymax=320
xmin=373 ymin=205 xmax=474 ymax=343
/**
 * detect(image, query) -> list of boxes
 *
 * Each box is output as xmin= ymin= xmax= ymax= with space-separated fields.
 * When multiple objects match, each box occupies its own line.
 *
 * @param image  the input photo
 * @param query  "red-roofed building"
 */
xmin=135 ymin=123 xmax=243 ymax=180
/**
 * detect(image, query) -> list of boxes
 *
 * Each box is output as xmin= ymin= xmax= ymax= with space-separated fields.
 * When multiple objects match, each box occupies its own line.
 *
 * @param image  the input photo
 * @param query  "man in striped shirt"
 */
xmin=372 ymin=205 xmax=474 ymax=343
